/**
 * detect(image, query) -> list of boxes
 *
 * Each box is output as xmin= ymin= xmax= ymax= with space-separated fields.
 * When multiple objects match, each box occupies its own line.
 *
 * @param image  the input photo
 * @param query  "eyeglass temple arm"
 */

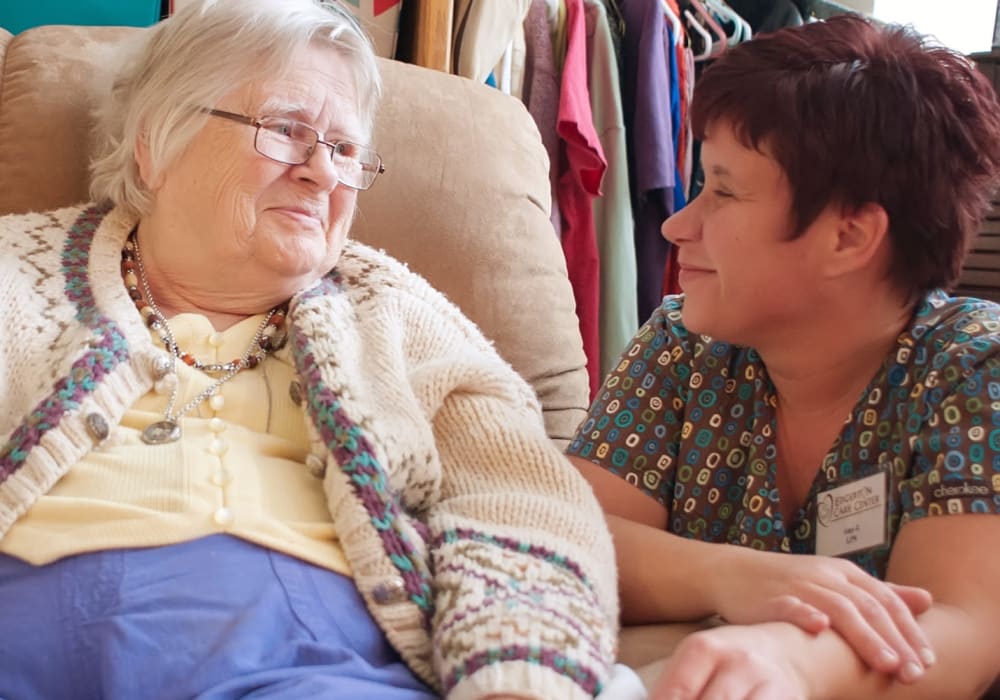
xmin=203 ymin=108 xmax=258 ymax=126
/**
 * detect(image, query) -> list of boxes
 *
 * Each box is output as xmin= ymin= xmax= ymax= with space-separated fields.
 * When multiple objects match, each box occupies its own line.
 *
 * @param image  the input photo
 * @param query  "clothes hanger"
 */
xmin=714 ymin=0 xmax=751 ymax=43
xmin=703 ymin=0 xmax=745 ymax=46
xmin=683 ymin=8 xmax=713 ymax=60
xmin=685 ymin=0 xmax=728 ymax=55
xmin=661 ymin=0 xmax=683 ymax=45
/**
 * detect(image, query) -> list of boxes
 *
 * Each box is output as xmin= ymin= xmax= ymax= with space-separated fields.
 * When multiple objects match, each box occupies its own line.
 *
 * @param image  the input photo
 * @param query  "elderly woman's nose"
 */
xmin=294 ymin=147 xmax=341 ymax=190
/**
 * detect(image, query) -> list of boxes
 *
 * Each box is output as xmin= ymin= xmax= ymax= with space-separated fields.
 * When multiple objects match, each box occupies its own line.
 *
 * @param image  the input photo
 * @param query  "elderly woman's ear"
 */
xmin=134 ymin=134 xmax=162 ymax=191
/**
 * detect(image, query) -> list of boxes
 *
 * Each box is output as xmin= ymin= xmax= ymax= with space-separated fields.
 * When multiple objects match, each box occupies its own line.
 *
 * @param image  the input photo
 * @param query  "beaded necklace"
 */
xmin=121 ymin=230 xmax=288 ymax=445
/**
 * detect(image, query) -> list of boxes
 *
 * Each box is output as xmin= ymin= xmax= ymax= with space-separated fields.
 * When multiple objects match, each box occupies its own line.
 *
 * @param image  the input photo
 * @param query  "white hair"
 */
xmin=89 ymin=0 xmax=382 ymax=217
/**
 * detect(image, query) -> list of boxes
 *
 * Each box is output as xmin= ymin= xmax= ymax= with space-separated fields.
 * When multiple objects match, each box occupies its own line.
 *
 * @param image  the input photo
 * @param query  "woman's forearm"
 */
xmin=783 ymin=603 xmax=996 ymax=700
xmin=607 ymin=513 xmax=733 ymax=624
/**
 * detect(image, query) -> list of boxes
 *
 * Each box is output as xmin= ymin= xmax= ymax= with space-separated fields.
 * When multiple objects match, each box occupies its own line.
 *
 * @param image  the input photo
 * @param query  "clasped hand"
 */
xmin=653 ymin=549 xmax=934 ymax=699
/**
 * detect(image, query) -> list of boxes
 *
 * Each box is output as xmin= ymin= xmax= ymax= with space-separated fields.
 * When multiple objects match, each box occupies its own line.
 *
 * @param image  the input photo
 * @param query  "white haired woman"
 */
xmin=0 ymin=1 xmax=617 ymax=698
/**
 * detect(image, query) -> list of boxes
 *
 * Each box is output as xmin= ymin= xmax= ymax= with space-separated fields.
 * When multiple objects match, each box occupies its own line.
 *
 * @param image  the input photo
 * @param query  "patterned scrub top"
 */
xmin=567 ymin=292 xmax=1000 ymax=578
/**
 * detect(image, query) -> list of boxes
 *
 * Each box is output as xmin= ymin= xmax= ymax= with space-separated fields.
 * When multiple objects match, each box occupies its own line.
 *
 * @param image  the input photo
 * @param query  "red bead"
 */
xmin=245 ymin=355 xmax=261 ymax=369
xmin=182 ymin=354 xmax=197 ymax=366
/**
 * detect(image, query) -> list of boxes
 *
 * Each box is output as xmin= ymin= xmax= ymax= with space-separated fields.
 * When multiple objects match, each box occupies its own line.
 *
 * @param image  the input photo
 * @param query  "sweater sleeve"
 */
xmin=288 ymin=245 xmax=619 ymax=699
xmin=406 ymin=302 xmax=619 ymax=699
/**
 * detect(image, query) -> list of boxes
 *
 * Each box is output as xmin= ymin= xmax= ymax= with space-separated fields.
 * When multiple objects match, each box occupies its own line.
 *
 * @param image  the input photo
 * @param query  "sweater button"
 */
xmin=85 ymin=412 xmax=110 ymax=441
xmin=289 ymin=380 xmax=304 ymax=406
xmin=372 ymin=577 xmax=407 ymax=605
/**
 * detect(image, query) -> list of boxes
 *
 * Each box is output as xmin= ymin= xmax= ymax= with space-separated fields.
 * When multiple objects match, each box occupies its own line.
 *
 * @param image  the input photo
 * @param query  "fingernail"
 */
xmin=902 ymin=661 xmax=924 ymax=682
xmin=920 ymin=647 xmax=937 ymax=666
xmin=878 ymin=648 xmax=898 ymax=666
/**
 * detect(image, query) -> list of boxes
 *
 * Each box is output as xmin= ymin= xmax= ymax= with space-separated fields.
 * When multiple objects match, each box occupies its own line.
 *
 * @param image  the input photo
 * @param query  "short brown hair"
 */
xmin=692 ymin=15 xmax=1000 ymax=300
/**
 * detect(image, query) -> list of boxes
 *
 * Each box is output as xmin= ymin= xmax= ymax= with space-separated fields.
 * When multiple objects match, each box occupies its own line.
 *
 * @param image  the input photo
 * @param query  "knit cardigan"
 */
xmin=0 ymin=204 xmax=618 ymax=700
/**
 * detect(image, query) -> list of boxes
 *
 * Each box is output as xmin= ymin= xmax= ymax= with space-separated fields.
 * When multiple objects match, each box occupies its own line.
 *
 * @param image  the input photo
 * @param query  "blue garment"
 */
xmin=666 ymin=25 xmax=686 ymax=214
xmin=0 ymin=535 xmax=438 ymax=700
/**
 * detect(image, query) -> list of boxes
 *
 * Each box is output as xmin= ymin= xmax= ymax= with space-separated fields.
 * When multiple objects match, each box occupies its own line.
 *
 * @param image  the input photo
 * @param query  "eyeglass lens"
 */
xmin=255 ymin=117 xmax=381 ymax=190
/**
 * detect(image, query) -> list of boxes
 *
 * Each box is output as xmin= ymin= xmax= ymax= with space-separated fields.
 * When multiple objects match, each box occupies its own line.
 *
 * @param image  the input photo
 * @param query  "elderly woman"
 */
xmin=0 ymin=1 xmax=618 ymax=698
xmin=569 ymin=15 xmax=1000 ymax=700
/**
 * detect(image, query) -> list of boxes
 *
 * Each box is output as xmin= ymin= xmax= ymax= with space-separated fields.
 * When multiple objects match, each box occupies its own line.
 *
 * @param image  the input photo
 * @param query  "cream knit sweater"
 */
xmin=0 ymin=204 xmax=618 ymax=700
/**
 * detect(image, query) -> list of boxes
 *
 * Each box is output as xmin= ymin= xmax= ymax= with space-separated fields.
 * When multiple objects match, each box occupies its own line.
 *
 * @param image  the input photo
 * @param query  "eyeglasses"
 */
xmin=204 ymin=108 xmax=385 ymax=190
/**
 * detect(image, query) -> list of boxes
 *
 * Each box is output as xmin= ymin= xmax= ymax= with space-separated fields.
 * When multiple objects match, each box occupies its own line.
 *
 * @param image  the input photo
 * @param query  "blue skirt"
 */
xmin=0 ymin=535 xmax=438 ymax=700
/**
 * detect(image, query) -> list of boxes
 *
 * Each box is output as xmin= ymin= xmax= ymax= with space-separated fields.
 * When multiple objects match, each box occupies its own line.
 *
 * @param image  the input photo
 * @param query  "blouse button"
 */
xmin=208 ymin=417 xmax=227 ymax=434
xmin=209 ymin=394 xmax=225 ymax=412
xmin=306 ymin=454 xmax=326 ymax=479
xmin=208 ymin=332 xmax=224 ymax=348
xmin=151 ymin=354 xmax=173 ymax=379
xmin=213 ymin=507 xmax=234 ymax=526
xmin=208 ymin=438 xmax=228 ymax=457
xmin=289 ymin=381 xmax=304 ymax=406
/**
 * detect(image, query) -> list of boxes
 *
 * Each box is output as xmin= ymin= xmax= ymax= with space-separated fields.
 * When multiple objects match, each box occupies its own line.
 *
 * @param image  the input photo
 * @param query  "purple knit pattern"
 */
xmin=435 ymin=528 xmax=605 ymax=694
xmin=0 ymin=204 xmax=128 ymax=482
xmin=290 ymin=275 xmax=434 ymax=626
xmin=443 ymin=646 xmax=603 ymax=696
xmin=434 ymin=527 xmax=594 ymax=590
xmin=433 ymin=562 xmax=598 ymax=642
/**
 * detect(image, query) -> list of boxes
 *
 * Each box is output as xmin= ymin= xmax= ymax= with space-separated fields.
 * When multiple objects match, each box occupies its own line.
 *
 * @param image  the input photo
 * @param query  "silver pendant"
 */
xmin=141 ymin=420 xmax=181 ymax=445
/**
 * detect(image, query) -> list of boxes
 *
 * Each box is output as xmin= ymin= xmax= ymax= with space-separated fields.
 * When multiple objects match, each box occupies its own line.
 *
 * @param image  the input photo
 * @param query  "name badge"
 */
xmin=815 ymin=471 xmax=887 ymax=557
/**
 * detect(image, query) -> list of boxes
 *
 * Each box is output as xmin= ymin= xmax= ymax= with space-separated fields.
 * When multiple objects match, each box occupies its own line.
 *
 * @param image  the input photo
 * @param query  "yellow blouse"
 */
xmin=0 ymin=312 xmax=350 ymax=575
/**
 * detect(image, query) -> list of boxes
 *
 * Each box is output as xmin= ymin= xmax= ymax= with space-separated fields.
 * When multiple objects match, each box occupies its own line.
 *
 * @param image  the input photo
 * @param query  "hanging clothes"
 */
xmin=523 ymin=0 xmax=563 ymax=237
xmin=452 ymin=0 xmax=532 ymax=82
xmin=620 ymin=0 xmax=679 ymax=321
xmin=584 ymin=0 xmax=639 ymax=376
xmin=557 ymin=0 xmax=607 ymax=397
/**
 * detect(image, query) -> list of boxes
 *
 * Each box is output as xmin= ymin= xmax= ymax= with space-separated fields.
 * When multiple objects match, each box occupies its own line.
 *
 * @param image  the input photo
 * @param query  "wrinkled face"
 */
xmin=142 ymin=43 xmax=364 ymax=292
xmin=662 ymin=121 xmax=829 ymax=346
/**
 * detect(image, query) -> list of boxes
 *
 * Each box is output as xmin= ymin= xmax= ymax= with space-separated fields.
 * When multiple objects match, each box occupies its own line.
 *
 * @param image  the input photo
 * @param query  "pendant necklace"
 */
xmin=121 ymin=231 xmax=287 ymax=445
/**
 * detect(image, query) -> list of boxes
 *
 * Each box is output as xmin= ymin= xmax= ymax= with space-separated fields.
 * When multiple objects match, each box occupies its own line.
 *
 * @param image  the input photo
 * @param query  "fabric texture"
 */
xmin=0 ymin=204 xmax=618 ymax=699
xmin=0 ymin=534 xmax=435 ymax=700
xmin=567 ymin=292 xmax=1000 ymax=579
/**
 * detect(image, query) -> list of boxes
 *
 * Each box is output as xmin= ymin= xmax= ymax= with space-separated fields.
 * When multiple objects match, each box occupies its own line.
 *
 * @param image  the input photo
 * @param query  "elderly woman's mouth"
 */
xmin=268 ymin=207 xmax=324 ymax=225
